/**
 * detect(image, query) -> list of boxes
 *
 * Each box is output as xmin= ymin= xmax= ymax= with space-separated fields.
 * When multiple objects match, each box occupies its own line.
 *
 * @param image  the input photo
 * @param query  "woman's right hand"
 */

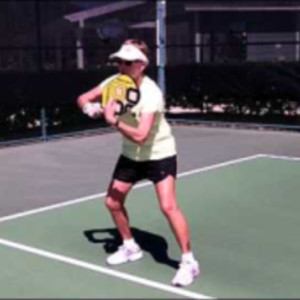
xmin=82 ymin=102 xmax=103 ymax=118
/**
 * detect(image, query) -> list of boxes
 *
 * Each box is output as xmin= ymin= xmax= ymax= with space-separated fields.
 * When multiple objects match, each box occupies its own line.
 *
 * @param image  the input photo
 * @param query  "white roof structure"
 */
xmin=64 ymin=0 xmax=146 ymax=23
xmin=129 ymin=21 xmax=156 ymax=29
xmin=185 ymin=2 xmax=300 ymax=12
xmin=63 ymin=0 xmax=149 ymax=70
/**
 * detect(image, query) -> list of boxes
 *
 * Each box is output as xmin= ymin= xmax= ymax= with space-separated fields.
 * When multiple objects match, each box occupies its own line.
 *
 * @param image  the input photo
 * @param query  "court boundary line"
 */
xmin=2 ymin=152 xmax=299 ymax=224
xmin=0 ymin=237 xmax=213 ymax=299
xmin=0 ymin=154 xmax=265 ymax=224
xmin=261 ymin=153 xmax=300 ymax=161
xmin=0 ymin=153 xmax=298 ymax=298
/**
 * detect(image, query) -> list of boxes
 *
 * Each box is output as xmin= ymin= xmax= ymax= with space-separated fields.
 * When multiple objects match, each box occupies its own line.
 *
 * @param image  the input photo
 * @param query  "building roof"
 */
xmin=185 ymin=1 xmax=300 ymax=12
xmin=64 ymin=0 xmax=146 ymax=23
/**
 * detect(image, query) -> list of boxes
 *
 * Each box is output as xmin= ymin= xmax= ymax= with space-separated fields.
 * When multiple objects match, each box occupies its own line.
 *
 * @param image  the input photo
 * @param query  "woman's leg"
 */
xmin=105 ymin=179 xmax=134 ymax=240
xmin=155 ymin=175 xmax=200 ymax=286
xmin=105 ymin=179 xmax=143 ymax=265
xmin=155 ymin=175 xmax=191 ymax=253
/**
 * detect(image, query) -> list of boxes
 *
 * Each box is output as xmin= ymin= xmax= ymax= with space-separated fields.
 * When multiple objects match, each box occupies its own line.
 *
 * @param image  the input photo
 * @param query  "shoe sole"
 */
xmin=107 ymin=251 xmax=143 ymax=265
xmin=172 ymin=269 xmax=200 ymax=287
xmin=128 ymin=251 xmax=143 ymax=262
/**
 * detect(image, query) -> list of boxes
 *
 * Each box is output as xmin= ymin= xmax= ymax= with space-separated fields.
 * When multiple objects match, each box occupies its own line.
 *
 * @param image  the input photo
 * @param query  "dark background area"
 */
xmin=1 ymin=0 xmax=300 ymax=144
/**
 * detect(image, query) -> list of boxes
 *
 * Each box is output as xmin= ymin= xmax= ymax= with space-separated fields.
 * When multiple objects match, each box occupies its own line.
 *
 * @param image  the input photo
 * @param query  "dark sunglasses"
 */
xmin=117 ymin=60 xmax=134 ymax=66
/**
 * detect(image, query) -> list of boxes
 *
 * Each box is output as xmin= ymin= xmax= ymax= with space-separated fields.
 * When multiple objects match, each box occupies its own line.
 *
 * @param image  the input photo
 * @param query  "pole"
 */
xmin=40 ymin=107 xmax=47 ymax=141
xmin=156 ymin=0 xmax=166 ymax=95
xmin=77 ymin=19 xmax=85 ymax=69
xmin=296 ymin=31 xmax=300 ymax=61
xmin=35 ymin=0 xmax=42 ymax=73
xmin=194 ymin=12 xmax=201 ymax=63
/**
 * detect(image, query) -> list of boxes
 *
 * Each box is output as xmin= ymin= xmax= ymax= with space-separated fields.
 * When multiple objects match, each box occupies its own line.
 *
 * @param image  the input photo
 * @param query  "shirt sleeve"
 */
xmin=140 ymin=85 xmax=164 ymax=113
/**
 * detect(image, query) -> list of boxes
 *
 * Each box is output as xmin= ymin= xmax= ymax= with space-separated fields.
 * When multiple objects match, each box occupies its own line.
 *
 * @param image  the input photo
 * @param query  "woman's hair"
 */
xmin=123 ymin=39 xmax=150 ymax=61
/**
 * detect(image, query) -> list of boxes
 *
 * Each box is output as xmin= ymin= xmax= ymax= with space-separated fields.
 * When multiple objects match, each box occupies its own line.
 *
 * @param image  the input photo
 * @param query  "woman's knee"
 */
xmin=160 ymin=200 xmax=178 ymax=216
xmin=105 ymin=181 xmax=130 ymax=212
xmin=105 ymin=196 xmax=123 ymax=212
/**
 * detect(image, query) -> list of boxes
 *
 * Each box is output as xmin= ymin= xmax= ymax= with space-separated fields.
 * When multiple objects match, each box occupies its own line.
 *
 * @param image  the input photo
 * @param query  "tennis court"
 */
xmin=0 ymin=126 xmax=299 ymax=298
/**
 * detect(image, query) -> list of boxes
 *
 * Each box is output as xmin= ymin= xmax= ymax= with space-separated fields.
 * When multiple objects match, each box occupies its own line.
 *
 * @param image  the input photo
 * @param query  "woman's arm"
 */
xmin=117 ymin=113 xmax=155 ymax=145
xmin=77 ymin=85 xmax=103 ymax=118
xmin=103 ymin=100 xmax=155 ymax=145
xmin=77 ymin=85 xmax=102 ymax=109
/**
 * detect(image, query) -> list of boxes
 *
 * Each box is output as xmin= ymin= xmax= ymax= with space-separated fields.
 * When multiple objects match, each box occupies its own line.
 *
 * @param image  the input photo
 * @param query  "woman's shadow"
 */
xmin=83 ymin=227 xmax=179 ymax=269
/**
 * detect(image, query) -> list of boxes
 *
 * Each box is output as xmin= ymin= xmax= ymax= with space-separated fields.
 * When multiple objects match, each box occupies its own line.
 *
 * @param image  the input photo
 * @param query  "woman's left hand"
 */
xmin=103 ymin=100 xmax=118 ymax=126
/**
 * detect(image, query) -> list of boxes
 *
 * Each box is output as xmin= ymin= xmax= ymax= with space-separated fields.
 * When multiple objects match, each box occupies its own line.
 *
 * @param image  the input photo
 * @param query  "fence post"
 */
xmin=40 ymin=106 xmax=47 ymax=141
xmin=156 ymin=0 xmax=166 ymax=96
xmin=35 ymin=0 xmax=42 ymax=73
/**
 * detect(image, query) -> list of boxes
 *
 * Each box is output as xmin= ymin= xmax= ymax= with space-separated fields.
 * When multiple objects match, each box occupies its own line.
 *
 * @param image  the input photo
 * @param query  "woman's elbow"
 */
xmin=134 ymin=134 xmax=148 ymax=145
xmin=77 ymin=95 xmax=85 ymax=108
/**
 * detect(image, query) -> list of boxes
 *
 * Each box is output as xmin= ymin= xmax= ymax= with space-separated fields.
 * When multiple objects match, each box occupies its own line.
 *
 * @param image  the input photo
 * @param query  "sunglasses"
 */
xmin=117 ymin=60 xmax=134 ymax=66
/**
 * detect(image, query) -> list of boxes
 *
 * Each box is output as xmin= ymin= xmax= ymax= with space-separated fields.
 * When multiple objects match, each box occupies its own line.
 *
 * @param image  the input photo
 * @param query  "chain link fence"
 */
xmin=1 ymin=0 xmax=300 ymax=144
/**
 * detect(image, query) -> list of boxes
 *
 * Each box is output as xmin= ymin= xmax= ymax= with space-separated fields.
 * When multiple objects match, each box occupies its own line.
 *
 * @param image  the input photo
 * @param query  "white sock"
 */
xmin=123 ymin=238 xmax=137 ymax=248
xmin=181 ymin=251 xmax=196 ymax=263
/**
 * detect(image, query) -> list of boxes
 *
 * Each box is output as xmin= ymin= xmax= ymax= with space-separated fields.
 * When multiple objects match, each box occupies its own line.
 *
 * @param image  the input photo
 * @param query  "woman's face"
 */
xmin=117 ymin=59 xmax=146 ymax=81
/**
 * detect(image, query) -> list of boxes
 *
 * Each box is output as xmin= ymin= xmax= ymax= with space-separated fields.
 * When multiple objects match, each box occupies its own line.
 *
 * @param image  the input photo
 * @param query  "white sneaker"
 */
xmin=172 ymin=260 xmax=200 ymax=287
xmin=106 ymin=244 xmax=143 ymax=265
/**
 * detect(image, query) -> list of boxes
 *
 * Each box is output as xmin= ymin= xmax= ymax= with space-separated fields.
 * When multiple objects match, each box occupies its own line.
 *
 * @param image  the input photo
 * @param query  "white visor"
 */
xmin=109 ymin=44 xmax=149 ymax=64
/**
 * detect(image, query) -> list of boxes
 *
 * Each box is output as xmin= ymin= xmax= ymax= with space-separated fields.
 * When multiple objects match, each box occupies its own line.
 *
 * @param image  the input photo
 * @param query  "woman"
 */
xmin=77 ymin=39 xmax=200 ymax=286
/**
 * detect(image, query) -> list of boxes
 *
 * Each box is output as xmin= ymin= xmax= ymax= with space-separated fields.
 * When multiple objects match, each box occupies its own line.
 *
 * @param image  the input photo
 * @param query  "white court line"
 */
xmin=261 ymin=154 xmax=300 ymax=161
xmin=0 ymin=154 xmax=264 ymax=224
xmin=0 ymin=153 xmax=296 ymax=298
xmin=0 ymin=238 xmax=213 ymax=299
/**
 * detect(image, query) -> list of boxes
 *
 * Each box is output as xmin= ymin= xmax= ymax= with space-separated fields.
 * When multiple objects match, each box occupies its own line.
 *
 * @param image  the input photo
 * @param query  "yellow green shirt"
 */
xmin=100 ymin=74 xmax=176 ymax=161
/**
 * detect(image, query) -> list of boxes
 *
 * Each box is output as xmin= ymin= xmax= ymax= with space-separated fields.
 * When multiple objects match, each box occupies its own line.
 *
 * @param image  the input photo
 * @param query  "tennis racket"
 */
xmin=101 ymin=74 xmax=140 ymax=115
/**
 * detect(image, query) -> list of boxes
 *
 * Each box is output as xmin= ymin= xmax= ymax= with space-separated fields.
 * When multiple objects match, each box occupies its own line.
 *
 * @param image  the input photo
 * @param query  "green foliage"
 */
xmin=1 ymin=62 xmax=300 ymax=143
xmin=165 ymin=62 xmax=300 ymax=124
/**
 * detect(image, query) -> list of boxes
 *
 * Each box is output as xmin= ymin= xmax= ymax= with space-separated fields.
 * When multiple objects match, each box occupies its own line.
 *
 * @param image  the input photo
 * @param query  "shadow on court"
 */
xmin=83 ymin=227 xmax=179 ymax=269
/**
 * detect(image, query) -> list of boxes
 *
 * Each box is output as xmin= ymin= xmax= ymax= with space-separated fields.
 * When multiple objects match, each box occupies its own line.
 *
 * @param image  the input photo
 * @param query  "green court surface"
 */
xmin=0 ymin=155 xmax=299 ymax=298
